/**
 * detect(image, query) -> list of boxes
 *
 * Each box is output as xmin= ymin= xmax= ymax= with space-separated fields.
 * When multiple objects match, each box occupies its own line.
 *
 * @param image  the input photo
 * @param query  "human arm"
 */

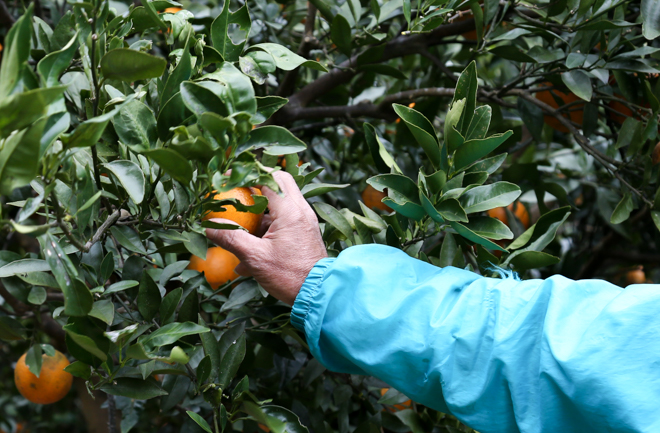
xmin=291 ymin=244 xmax=660 ymax=433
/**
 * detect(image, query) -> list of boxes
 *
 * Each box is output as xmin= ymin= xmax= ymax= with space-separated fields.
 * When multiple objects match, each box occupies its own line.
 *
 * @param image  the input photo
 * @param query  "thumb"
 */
xmin=205 ymin=218 xmax=264 ymax=260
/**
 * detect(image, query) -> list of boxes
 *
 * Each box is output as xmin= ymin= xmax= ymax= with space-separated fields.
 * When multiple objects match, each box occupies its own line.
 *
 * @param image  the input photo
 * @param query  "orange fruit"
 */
xmin=276 ymin=155 xmax=303 ymax=169
xmin=188 ymin=247 xmax=240 ymax=290
xmin=257 ymin=424 xmax=270 ymax=433
xmin=535 ymin=83 xmax=584 ymax=133
xmin=14 ymin=350 xmax=73 ymax=405
xmin=626 ymin=267 xmax=646 ymax=285
xmin=202 ymin=187 xmax=263 ymax=235
xmin=163 ymin=7 xmax=182 ymax=13
xmin=652 ymin=142 xmax=660 ymax=165
xmin=487 ymin=202 xmax=530 ymax=229
xmin=379 ymin=388 xmax=412 ymax=411
xmin=361 ymin=185 xmax=392 ymax=212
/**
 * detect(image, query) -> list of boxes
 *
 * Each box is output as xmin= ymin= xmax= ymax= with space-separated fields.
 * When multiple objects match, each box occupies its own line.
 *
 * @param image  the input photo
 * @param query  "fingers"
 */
xmin=260 ymin=171 xmax=310 ymax=218
xmin=234 ymin=262 xmax=252 ymax=277
xmin=205 ymin=218 xmax=265 ymax=260
xmin=255 ymin=213 xmax=273 ymax=238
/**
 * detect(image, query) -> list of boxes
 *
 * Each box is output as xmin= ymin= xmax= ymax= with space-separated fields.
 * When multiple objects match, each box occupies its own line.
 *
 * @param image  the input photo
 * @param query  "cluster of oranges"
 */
xmin=187 ymin=187 xmax=264 ymax=289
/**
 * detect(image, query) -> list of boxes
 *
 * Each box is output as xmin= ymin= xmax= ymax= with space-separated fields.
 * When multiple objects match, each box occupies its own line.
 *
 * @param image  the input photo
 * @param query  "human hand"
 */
xmin=205 ymin=170 xmax=328 ymax=305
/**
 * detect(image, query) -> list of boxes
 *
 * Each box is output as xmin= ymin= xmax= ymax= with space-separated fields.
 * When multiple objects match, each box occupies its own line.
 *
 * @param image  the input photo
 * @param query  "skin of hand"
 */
xmin=205 ymin=170 xmax=328 ymax=305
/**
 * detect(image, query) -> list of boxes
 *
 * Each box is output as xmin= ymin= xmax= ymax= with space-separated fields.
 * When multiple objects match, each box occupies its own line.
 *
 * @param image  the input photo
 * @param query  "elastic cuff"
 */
xmin=291 ymin=257 xmax=335 ymax=332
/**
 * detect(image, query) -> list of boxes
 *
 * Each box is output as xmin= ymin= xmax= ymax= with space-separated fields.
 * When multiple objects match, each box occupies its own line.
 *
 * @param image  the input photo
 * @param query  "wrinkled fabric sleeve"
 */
xmin=291 ymin=244 xmax=660 ymax=433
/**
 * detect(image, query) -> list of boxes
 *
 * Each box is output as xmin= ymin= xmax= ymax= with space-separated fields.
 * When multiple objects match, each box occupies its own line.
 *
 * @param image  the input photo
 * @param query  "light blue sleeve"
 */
xmin=291 ymin=244 xmax=660 ymax=433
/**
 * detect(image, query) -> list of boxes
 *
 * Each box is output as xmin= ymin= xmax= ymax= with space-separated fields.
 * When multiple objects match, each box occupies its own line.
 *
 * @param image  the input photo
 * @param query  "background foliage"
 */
xmin=0 ymin=0 xmax=659 ymax=432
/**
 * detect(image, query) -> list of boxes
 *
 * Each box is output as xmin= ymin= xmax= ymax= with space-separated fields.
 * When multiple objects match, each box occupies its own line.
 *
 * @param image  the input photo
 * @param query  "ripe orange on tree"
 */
xmin=535 ymin=83 xmax=584 ymax=133
xmin=487 ymin=202 xmax=530 ymax=229
xmin=163 ymin=7 xmax=182 ymax=13
xmin=188 ymin=247 xmax=241 ymax=290
xmin=14 ymin=349 xmax=73 ymax=405
xmin=202 ymin=187 xmax=263 ymax=235
xmin=626 ymin=266 xmax=646 ymax=285
xmin=379 ymin=388 xmax=412 ymax=411
xmin=361 ymin=185 xmax=392 ymax=212
xmin=652 ymin=142 xmax=660 ymax=165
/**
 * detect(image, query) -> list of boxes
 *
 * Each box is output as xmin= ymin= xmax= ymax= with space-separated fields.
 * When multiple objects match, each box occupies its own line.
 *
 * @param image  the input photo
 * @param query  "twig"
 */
xmin=107 ymin=394 xmax=118 ymax=433
xmin=277 ymin=2 xmax=318 ymax=97
xmin=0 ymin=0 xmax=15 ymax=26
xmin=83 ymin=210 xmax=121 ymax=251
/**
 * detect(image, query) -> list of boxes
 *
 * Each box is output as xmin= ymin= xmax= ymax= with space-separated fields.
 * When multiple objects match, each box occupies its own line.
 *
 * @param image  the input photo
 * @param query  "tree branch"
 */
xmin=277 ymin=2 xmax=318 ymax=97
xmin=0 ymin=0 xmax=14 ymax=27
xmin=272 ymin=17 xmax=476 ymax=124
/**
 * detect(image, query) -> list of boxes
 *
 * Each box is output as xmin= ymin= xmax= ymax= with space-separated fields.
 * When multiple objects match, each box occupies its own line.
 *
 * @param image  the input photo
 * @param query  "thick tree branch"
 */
xmin=273 ymin=17 xmax=476 ymax=123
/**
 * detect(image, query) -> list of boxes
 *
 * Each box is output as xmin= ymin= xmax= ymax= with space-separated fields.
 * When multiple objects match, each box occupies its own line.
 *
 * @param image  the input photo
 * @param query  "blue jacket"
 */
xmin=291 ymin=244 xmax=660 ymax=433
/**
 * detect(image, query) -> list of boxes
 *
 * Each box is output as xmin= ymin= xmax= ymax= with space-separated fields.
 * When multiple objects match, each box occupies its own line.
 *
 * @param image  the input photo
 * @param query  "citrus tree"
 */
xmin=0 ymin=0 xmax=659 ymax=432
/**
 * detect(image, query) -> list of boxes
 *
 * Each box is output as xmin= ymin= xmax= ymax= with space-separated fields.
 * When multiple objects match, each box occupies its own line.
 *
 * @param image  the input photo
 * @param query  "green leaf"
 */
xmin=0 ymin=86 xmax=66 ymax=139
xmin=112 ymin=99 xmax=158 ymax=153
xmin=458 ymin=182 xmax=521 ymax=213
xmin=313 ymin=202 xmax=354 ymax=241
xmin=368 ymin=174 xmax=426 ymax=220
xmin=40 ymin=234 xmax=93 ymax=317
xmin=100 ymin=378 xmax=168 ymax=400
xmin=160 ymin=288 xmax=183 ymax=325
xmin=26 ymin=344 xmax=43 ymax=377
xmin=141 ymin=322 xmax=210 ymax=349
xmin=63 ymin=360 xmax=92 ymax=380
xmin=507 ymin=207 xmax=571 ymax=253
xmin=393 ymin=104 xmax=443 ymax=170
xmin=363 ymin=123 xmax=402 ymax=173
xmin=331 ymin=14 xmax=353 ymax=56
xmin=261 ymin=406 xmax=310 ymax=433
xmin=104 ymin=280 xmax=139 ymax=296
xmin=301 ymin=183 xmax=350 ymax=199
xmin=211 ymin=2 xmax=251 ymax=62
xmin=63 ymin=324 xmax=108 ymax=361
xmin=450 ymin=221 xmax=507 ymax=252
xmin=0 ymin=119 xmax=46 ymax=195
xmin=157 ymin=93 xmax=190 ymax=141
xmin=0 ymin=259 xmax=51 ymax=278
xmin=248 ymin=43 xmax=327 ymax=72
xmin=180 ymin=80 xmax=228 ymax=117
xmin=641 ymin=0 xmax=660 ymax=40
xmin=508 ymin=251 xmax=561 ymax=271
xmin=453 ymin=61 xmax=478 ymax=135
xmin=254 ymin=96 xmax=289 ymax=124
xmin=89 ymin=300 xmax=115 ymax=325
xmin=610 ymin=193 xmax=634 ymax=224
xmin=62 ymin=96 xmax=135 ymax=149
xmin=561 ymin=70 xmax=592 ymax=102
xmin=242 ymin=126 xmax=307 ymax=155
xmin=37 ymin=33 xmax=78 ymax=87
xmin=187 ymin=412 xmax=212 ymax=433
xmin=103 ymin=160 xmax=146 ymax=205
xmin=465 ymin=106 xmax=492 ymax=141
xmin=202 ymin=63 xmax=257 ymax=115
xmin=444 ymin=98 xmax=465 ymax=153
xmin=143 ymin=148 xmax=193 ymax=185
xmin=27 ymin=286 xmax=47 ymax=305
xmin=0 ymin=5 xmax=33 ymax=98
xmin=137 ymin=272 xmax=162 ymax=322
xmin=464 ymin=216 xmax=514 ymax=240
xmin=162 ymin=33 xmax=193 ymax=106
xmin=218 ymin=333 xmax=246 ymax=389
xmin=453 ymin=131 xmax=513 ymax=172
xmin=100 ymin=49 xmax=166 ymax=82
xmin=0 ymin=316 xmax=27 ymax=341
